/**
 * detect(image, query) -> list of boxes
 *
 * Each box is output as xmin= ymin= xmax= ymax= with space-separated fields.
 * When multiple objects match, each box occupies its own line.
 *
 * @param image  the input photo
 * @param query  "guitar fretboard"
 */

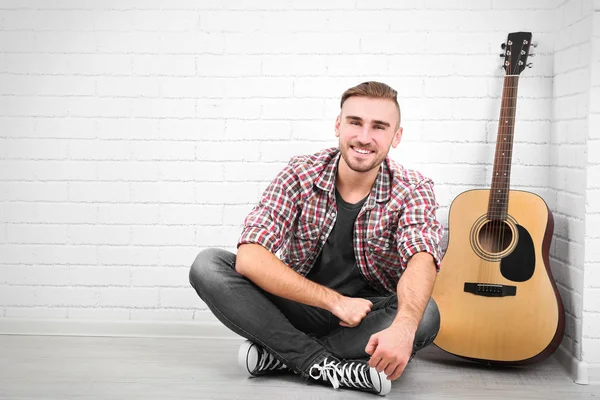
xmin=488 ymin=75 xmax=519 ymax=221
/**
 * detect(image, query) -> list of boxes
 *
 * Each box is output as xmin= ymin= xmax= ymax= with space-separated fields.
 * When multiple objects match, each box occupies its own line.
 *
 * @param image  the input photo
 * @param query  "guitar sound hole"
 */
xmin=478 ymin=220 xmax=513 ymax=254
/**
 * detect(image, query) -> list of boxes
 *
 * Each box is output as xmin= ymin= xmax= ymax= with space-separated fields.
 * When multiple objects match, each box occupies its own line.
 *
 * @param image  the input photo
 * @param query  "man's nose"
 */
xmin=357 ymin=125 xmax=371 ymax=142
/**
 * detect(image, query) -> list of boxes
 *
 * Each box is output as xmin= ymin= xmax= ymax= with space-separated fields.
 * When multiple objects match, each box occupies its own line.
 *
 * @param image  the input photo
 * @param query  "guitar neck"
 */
xmin=488 ymin=75 xmax=519 ymax=220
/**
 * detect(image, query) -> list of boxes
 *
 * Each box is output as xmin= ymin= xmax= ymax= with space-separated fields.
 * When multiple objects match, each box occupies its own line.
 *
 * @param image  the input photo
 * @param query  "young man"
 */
xmin=189 ymin=81 xmax=443 ymax=396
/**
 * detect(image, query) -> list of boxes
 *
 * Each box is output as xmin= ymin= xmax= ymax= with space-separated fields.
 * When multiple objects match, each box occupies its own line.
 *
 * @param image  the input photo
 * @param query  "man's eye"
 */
xmin=350 ymin=121 xmax=360 ymax=125
xmin=375 ymin=125 xmax=385 ymax=130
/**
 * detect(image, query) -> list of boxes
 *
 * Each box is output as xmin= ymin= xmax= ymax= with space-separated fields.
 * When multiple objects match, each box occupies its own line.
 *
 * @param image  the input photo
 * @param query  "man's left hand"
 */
xmin=365 ymin=322 xmax=416 ymax=381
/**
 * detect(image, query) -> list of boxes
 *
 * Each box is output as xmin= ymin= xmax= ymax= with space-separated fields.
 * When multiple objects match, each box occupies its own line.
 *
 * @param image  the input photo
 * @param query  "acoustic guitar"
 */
xmin=431 ymin=32 xmax=565 ymax=365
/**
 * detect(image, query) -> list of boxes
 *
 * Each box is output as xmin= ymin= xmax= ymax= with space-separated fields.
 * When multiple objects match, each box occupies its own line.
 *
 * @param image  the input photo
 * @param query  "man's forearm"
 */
xmin=236 ymin=243 xmax=341 ymax=311
xmin=392 ymin=252 xmax=437 ymax=331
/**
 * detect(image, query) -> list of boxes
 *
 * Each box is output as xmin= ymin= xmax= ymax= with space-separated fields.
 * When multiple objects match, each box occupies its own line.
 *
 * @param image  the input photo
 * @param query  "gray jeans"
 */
xmin=189 ymin=248 xmax=440 ymax=381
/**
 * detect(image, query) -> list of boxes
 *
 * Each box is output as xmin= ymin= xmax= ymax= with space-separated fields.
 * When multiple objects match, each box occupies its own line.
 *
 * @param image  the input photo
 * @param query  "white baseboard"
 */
xmin=0 ymin=317 xmax=242 ymax=340
xmin=554 ymin=343 xmax=589 ymax=385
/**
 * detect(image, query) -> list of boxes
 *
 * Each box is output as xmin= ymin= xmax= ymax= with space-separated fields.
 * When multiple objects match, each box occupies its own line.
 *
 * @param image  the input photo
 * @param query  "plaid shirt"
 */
xmin=237 ymin=147 xmax=443 ymax=295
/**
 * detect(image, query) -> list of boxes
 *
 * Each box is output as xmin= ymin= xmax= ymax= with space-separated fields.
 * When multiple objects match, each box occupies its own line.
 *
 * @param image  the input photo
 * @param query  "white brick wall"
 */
xmin=1 ymin=0 xmax=598 ymax=367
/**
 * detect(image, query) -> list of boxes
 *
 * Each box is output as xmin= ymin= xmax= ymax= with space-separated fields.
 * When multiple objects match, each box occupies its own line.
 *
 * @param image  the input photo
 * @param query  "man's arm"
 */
xmin=392 ymin=252 xmax=437 ymax=331
xmin=236 ymin=243 xmax=373 ymax=327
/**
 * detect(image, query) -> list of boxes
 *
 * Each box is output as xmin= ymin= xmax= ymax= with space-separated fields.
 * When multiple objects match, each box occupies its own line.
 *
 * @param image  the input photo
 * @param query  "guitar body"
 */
xmin=432 ymin=189 xmax=565 ymax=364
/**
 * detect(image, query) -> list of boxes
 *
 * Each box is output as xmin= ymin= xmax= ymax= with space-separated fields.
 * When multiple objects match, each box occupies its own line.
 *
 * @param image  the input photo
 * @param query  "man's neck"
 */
xmin=335 ymin=158 xmax=380 ymax=204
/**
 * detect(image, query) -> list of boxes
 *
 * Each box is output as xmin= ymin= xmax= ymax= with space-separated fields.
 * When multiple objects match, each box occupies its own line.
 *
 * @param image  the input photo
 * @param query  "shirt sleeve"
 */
xmin=237 ymin=161 xmax=300 ymax=255
xmin=396 ymin=178 xmax=444 ymax=271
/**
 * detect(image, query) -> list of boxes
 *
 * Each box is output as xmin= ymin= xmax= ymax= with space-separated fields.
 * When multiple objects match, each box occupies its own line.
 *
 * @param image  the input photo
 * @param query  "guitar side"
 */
xmin=431 ymin=189 xmax=565 ymax=364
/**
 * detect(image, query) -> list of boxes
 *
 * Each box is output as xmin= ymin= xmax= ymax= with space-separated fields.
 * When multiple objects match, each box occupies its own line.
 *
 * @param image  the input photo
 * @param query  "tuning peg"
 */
xmin=527 ymin=63 xmax=533 ymax=68
xmin=532 ymin=42 xmax=538 ymax=48
xmin=529 ymin=53 xmax=536 ymax=57
xmin=501 ymin=43 xmax=506 ymax=49
xmin=500 ymin=53 xmax=505 ymax=57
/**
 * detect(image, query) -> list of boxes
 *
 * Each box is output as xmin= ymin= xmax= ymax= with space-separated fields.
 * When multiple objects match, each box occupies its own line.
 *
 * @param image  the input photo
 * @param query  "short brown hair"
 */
xmin=340 ymin=81 xmax=401 ymax=129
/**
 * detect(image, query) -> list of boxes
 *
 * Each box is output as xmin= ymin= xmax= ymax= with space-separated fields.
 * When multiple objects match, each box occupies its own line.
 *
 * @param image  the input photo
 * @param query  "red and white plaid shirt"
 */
xmin=237 ymin=147 xmax=444 ymax=295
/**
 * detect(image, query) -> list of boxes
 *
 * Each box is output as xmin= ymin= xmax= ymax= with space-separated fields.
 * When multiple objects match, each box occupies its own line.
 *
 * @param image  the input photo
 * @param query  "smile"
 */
xmin=351 ymin=146 xmax=374 ymax=155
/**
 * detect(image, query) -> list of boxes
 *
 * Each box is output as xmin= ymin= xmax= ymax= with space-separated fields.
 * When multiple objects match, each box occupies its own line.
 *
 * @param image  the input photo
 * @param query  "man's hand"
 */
xmin=330 ymin=297 xmax=373 ymax=327
xmin=365 ymin=321 xmax=416 ymax=381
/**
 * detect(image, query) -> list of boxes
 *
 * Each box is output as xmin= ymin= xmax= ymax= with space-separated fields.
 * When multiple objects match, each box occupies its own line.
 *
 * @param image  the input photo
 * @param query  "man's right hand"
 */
xmin=330 ymin=297 xmax=374 ymax=327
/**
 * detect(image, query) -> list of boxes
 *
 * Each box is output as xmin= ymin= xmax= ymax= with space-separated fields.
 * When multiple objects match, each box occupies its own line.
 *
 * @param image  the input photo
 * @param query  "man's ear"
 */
xmin=391 ymin=127 xmax=403 ymax=148
xmin=335 ymin=115 xmax=341 ymax=138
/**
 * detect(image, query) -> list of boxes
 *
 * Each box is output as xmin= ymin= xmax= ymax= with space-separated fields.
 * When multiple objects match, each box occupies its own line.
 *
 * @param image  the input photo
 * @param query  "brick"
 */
xmin=97 ymin=245 xmax=160 ymax=266
xmin=7 ymin=224 xmax=68 ymax=245
xmin=69 ymin=225 xmax=131 ymax=246
xmin=586 ymin=238 xmax=600 ymax=262
xmin=2 ymin=203 xmax=97 ymax=224
xmin=585 ymin=262 xmax=600 ymax=288
xmin=196 ymin=99 xmax=261 ymax=119
xmin=261 ymin=55 xmax=327 ymax=76
xmin=131 ymin=266 xmax=189 ymax=287
xmin=4 ymin=139 xmax=69 ymax=160
xmin=584 ymin=288 xmax=600 ymax=312
xmin=292 ymin=120 xmax=336 ymax=141
xmin=33 ymin=118 xmax=96 ymax=139
xmin=160 ymin=287 xmax=200 ymax=308
xmin=97 ymin=161 xmax=159 ymax=182
xmin=262 ymin=99 xmax=324 ymax=119
xmin=98 ymin=287 xmax=159 ymax=308
xmin=35 ymin=287 xmax=98 ymax=307
xmin=159 ymin=204 xmax=223 ymax=225
xmin=225 ymin=77 xmax=293 ymax=98
xmin=131 ymin=141 xmax=195 ymax=161
xmin=293 ymin=77 xmax=373 ymax=98
xmin=5 ymin=182 xmax=68 ymax=202
xmin=69 ymin=140 xmax=129 ymax=161
xmin=223 ymin=204 xmax=255 ymax=226
xmin=130 ymin=182 xmax=195 ymax=204
xmin=223 ymin=162 xmax=285 ymax=182
xmin=131 ymin=226 xmax=195 ymax=246
xmin=196 ymin=226 xmax=244 ymax=247
xmin=160 ymin=77 xmax=225 ymax=98
xmin=1 ymin=244 xmax=97 ymax=265
xmin=0 ymin=32 xmax=36 ymax=52
xmin=0 ymin=117 xmax=35 ymax=138
xmin=425 ymin=77 xmax=489 ymax=98
xmin=0 ymin=75 xmax=95 ymax=96
xmin=98 ymin=204 xmax=159 ymax=225
xmin=70 ymin=182 xmax=130 ymax=203
xmin=491 ymin=0 xmax=553 ymax=9
xmin=0 ymin=285 xmax=36 ymax=306
xmin=133 ymin=55 xmax=195 ymax=76
xmin=5 ymin=307 xmax=68 ymax=319
xmin=1 ymin=54 xmax=133 ymax=76
xmin=131 ymin=99 xmax=195 ymax=118
xmin=70 ymin=266 xmax=131 ymax=286
xmin=198 ymin=11 xmax=261 ymax=32
xmin=196 ymin=141 xmax=260 ymax=162
xmin=131 ymin=10 xmax=199 ymax=31
xmin=0 ymin=265 xmax=70 ymax=285
xmin=195 ymin=182 xmax=260 ymax=205
xmin=356 ymin=0 xmax=423 ymax=9
xmin=583 ymin=312 xmax=600 ymax=338
xmin=260 ymin=141 xmax=331 ymax=163
xmin=588 ymin=215 xmax=600 ymax=239
xmin=159 ymin=119 xmax=226 ymax=141
xmin=362 ymin=33 xmax=428 ymax=54
xmin=96 ymin=77 xmax=160 ymax=97
xmin=225 ymin=120 xmax=291 ymax=141
xmin=224 ymin=33 xmax=360 ymax=55
xmin=69 ymin=308 xmax=130 ymax=320
xmin=96 ymin=118 xmax=160 ymax=140
xmin=158 ymin=161 xmax=224 ymax=182
xmin=159 ymin=32 xmax=224 ymax=54
xmin=197 ymin=55 xmax=262 ymax=77
xmin=158 ymin=246 xmax=202 ymax=267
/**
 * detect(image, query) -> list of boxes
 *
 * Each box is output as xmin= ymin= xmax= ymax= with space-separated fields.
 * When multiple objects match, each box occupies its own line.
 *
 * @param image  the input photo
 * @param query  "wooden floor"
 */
xmin=0 ymin=335 xmax=598 ymax=399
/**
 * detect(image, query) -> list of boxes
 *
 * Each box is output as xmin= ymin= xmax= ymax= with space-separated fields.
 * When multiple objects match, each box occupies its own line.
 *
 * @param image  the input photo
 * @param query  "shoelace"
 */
xmin=308 ymin=357 xmax=372 ymax=390
xmin=257 ymin=347 xmax=288 ymax=373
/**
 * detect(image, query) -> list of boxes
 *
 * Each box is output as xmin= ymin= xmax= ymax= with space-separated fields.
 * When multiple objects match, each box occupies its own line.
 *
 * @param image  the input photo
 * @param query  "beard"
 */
xmin=339 ymin=141 xmax=387 ymax=173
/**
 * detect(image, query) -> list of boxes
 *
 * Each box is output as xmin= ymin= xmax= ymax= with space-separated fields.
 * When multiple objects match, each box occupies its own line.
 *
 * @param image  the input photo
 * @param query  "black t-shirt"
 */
xmin=306 ymin=189 xmax=382 ymax=298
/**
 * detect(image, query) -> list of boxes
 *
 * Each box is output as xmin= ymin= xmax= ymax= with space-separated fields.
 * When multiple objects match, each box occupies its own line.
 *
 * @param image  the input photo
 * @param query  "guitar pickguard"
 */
xmin=500 ymin=224 xmax=535 ymax=282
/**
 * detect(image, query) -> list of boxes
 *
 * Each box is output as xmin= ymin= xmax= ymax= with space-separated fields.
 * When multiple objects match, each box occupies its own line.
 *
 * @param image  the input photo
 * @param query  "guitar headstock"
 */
xmin=500 ymin=32 xmax=535 ymax=75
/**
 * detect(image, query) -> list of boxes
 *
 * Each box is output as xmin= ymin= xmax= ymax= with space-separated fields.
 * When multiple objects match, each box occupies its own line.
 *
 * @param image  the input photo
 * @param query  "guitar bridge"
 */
xmin=464 ymin=282 xmax=516 ymax=297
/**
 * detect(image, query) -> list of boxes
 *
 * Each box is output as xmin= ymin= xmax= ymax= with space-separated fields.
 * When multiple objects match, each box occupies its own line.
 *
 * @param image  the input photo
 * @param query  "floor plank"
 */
xmin=0 ymin=335 xmax=598 ymax=399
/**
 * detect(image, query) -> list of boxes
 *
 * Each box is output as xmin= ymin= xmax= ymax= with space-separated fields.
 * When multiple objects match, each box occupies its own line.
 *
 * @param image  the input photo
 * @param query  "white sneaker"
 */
xmin=308 ymin=356 xmax=391 ymax=396
xmin=237 ymin=340 xmax=292 ymax=377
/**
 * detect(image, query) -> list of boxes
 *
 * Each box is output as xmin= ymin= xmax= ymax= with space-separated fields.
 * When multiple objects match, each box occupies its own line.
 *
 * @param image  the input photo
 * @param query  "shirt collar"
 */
xmin=315 ymin=148 xmax=391 ymax=206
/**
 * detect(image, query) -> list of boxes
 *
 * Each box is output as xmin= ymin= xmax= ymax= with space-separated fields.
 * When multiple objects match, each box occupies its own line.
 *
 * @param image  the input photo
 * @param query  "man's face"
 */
xmin=335 ymin=96 xmax=402 ymax=173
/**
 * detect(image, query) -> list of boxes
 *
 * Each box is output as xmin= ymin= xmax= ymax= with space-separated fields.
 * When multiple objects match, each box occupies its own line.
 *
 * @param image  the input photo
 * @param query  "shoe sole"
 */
xmin=237 ymin=340 xmax=258 ymax=377
xmin=369 ymin=367 xmax=391 ymax=396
